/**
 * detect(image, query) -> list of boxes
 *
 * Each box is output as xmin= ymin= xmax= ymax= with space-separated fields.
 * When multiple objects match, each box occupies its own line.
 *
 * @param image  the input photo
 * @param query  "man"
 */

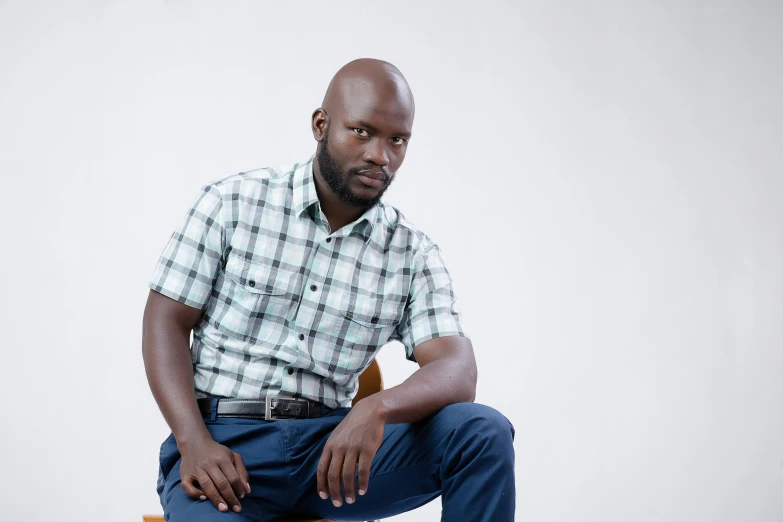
xmin=143 ymin=58 xmax=515 ymax=522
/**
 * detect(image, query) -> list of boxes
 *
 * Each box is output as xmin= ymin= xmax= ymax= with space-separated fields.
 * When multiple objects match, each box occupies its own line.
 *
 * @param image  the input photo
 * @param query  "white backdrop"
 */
xmin=1 ymin=1 xmax=781 ymax=521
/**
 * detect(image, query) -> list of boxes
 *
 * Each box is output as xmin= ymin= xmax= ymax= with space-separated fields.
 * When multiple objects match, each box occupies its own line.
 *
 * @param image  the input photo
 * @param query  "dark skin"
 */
xmin=143 ymin=292 xmax=251 ymax=514
xmin=142 ymin=58 xmax=478 ymax=514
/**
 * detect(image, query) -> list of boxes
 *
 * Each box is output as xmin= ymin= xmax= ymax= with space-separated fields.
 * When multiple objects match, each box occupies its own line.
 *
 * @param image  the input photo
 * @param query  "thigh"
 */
xmin=157 ymin=417 xmax=291 ymax=522
xmin=289 ymin=402 xmax=512 ymax=521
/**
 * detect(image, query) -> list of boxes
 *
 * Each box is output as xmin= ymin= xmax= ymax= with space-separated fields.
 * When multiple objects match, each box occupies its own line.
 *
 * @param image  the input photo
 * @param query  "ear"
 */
xmin=311 ymin=108 xmax=328 ymax=142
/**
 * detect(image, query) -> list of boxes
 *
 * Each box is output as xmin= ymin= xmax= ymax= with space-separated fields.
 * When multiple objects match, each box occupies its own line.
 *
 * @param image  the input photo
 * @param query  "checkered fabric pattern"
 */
xmin=149 ymin=156 xmax=467 ymax=408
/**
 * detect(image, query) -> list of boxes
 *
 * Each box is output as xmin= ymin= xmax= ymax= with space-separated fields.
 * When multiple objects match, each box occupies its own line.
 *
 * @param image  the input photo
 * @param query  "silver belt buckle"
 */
xmin=265 ymin=395 xmax=310 ymax=420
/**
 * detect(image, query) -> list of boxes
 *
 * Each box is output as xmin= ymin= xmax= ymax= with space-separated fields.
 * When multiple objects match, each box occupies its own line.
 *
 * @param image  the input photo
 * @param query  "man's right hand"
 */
xmin=178 ymin=437 xmax=252 ymax=513
xmin=143 ymin=290 xmax=251 ymax=512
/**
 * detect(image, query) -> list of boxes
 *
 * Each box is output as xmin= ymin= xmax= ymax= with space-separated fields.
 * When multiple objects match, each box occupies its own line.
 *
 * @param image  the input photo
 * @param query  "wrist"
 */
xmin=362 ymin=392 xmax=391 ymax=424
xmin=174 ymin=427 xmax=212 ymax=452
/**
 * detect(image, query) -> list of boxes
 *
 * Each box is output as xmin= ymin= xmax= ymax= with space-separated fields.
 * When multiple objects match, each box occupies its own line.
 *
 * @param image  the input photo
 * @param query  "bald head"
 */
xmin=321 ymin=58 xmax=415 ymax=118
xmin=310 ymin=59 xmax=415 ymax=209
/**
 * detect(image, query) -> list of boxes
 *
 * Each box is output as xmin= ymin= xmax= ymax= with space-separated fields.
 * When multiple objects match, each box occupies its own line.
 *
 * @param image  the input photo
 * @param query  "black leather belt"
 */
xmin=197 ymin=397 xmax=330 ymax=421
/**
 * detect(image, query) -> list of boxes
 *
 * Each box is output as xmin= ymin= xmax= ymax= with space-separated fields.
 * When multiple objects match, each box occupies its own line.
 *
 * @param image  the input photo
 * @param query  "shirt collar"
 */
xmin=293 ymin=155 xmax=381 ymax=241
xmin=293 ymin=156 xmax=320 ymax=217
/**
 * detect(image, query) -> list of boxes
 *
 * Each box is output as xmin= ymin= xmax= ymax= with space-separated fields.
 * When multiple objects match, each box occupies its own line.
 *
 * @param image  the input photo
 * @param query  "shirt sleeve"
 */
xmin=148 ymin=184 xmax=226 ymax=309
xmin=392 ymin=243 xmax=469 ymax=362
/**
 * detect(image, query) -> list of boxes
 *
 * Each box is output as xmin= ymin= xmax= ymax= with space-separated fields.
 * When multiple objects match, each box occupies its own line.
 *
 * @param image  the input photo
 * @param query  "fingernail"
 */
xmin=358 ymin=489 xmax=366 ymax=496
xmin=319 ymin=491 xmax=328 ymax=500
xmin=246 ymin=482 xmax=252 ymax=493
xmin=218 ymin=503 xmax=227 ymax=512
xmin=199 ymin=495 xmax=206 ymax=501
xmin=333 ymin=499 xmax=342 ymax=507
xmin=346 ymin=496 xmax=354 ymax=504
xmin=233 ymin=505 xmax=241 ymax=513
xmin=239 ymin=493 xmax=245 ymax=499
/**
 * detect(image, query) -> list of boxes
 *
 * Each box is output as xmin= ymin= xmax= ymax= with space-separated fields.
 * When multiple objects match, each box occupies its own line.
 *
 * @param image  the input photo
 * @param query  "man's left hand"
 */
xmin=316 ymin=397 xmax=385 ymax=507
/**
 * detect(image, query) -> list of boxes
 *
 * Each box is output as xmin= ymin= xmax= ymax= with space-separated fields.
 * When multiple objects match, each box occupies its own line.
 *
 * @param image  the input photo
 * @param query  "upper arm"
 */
xmin=392 ymin=243 xmax=469 ymax=362
xmin=412 ymin=335 xmax=477 ymax=402
xmin=148 ymin=184 xmax=227 ymax=309
xmin=143 ymin=289 xmax=204 ymax=335
xmin=412 ymin=335 xmax=476 ymax=369
xmin=144 ymin=184 xmax=228 ymax=334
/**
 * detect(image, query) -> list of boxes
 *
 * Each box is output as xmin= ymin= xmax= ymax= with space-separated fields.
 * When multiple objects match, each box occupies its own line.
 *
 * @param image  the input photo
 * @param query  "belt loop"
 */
xmin=209 ymin=398 xmax=219 ymax=422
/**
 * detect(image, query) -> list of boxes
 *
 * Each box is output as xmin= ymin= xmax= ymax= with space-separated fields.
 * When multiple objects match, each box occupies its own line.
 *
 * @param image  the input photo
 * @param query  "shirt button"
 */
xmin=287 ymin=367 xmax=294 ymax=375
xmin=248 ymin=280 xmax=255 ymax=287
xmin=371 ymin=316 xmax=379 ymax=324
xmin=310 ymin=284 xmax=317 ymax=291
xmin=326 ymin=237 xmax=332 ymax=243
xmin=298 ymin=333 xmax=305 ymax=340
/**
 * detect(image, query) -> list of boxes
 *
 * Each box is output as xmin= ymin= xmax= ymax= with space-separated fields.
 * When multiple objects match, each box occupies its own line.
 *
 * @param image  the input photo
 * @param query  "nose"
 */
xmin=362 ymin=138 xmax=389 ymax=168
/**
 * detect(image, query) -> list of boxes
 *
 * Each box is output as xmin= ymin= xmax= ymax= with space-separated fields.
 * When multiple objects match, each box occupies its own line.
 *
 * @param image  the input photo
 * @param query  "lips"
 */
xmin=356 ymin=170 xmax=386 ymax=181
xmin=355 ymin=170 xmax=387 ymax=188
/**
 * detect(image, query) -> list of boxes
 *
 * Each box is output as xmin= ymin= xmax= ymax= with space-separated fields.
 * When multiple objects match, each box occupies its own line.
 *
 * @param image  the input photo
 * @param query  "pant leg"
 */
xmin=157 ymin=417 xmax=292 ymax=522
xmin=284 ymin=402 xmax=516 ymax=522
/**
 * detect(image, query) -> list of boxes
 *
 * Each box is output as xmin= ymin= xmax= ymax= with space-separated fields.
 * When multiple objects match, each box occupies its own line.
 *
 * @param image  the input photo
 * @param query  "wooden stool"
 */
xmin=144 ymin=359 xmax=385 ymax=522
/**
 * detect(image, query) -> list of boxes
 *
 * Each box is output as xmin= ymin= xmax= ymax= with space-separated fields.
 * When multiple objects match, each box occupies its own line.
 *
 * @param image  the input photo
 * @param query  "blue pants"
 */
xmin=157 ymin=402 xmax=515 ymax=521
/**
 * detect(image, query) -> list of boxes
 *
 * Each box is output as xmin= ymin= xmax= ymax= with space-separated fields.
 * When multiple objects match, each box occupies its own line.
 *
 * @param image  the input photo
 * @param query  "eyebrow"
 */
xmin=355 ymin=120 xmax=412 ymax=139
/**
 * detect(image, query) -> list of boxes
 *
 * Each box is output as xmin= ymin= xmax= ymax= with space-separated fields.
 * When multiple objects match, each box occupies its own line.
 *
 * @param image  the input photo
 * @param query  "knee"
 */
xmin=437 ymin=402 xmax=515 ymax=446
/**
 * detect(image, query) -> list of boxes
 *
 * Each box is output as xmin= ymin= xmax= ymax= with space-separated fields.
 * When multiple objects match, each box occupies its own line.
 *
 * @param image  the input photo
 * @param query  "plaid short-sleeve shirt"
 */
xmin=149 ymin=156 xmax=468 ymax=408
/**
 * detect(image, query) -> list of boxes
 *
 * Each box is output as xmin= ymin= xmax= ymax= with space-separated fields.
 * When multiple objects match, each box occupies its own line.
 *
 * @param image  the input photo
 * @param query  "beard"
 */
xmin=316 ymin=129 xmax=393 ymax=208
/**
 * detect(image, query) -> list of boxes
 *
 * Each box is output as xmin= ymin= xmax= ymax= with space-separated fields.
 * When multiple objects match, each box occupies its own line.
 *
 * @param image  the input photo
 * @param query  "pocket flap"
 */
xmin=224 ymin=254 xmax=287 ymax=296
xmin=342 ymin=294 xmax=403 ymax=328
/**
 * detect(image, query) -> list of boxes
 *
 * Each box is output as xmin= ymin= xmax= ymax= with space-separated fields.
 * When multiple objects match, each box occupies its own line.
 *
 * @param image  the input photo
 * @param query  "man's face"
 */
xmin=315 ymin=90 xmax=413 ymax=209
xmin=317 ymin=127 xmax=395 ymax=208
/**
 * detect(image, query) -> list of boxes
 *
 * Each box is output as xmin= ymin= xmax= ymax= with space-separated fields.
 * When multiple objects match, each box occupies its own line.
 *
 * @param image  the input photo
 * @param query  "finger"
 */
xmin=180 ymin=474 xmax=207 ymax=501
xmin=341 ymin=450 xmax=359 ymax=504
xmin=356 ymin=450 xmax=373 ymax=497
xmin=232 ymin=451 xmax=252 ymax=495
xmin=208 ymin=464 xmax=242 ymax=513
xmin=316 ymin=447 xmax=332 ymax=501
xmin=327 ymin=449 xmax=346 ymax=507
xmin=218 ymin=459 xmax=247 ymax=506
xmin=195 ymin=470 xmax=229 ymax=512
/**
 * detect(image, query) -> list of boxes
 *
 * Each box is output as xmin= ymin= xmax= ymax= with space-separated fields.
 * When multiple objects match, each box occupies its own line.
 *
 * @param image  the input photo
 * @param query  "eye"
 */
xmin=352 ymin=128 xmax=369 ymax=137
xmin=391 ymin=137 xmax=407 ymax=145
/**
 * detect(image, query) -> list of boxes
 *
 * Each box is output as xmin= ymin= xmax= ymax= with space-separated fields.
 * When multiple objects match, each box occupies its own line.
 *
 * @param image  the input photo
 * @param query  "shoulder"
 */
xmin=203 ymin=162 xmax=301 ymax=200
xmin=378 ymin=202 xmax=439 ymax=257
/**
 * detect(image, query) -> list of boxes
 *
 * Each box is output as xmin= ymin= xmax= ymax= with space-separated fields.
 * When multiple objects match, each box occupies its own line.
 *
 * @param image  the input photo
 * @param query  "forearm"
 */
xmin=368 ymin=353 xmax=477 ymax=425
xmin=142 ymin=304 xmax=211 ymax=447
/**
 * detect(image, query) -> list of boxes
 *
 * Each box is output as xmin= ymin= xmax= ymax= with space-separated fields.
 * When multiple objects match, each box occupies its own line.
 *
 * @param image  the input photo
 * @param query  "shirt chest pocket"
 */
xmin=210 ymin=255 xmax=295 ymax=344
xmin=328 ymin=293 xmax=405 ymax=372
